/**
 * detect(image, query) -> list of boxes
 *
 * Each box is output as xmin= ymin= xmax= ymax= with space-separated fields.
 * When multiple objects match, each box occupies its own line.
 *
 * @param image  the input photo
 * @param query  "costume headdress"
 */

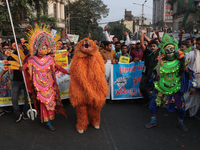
xmin=25 ymin=22 xmax=61 ymax=56
xmin=158 ymin=33 xmax=184 ymax=64
xmin=75 ymin=38 xmax=99 ymax=57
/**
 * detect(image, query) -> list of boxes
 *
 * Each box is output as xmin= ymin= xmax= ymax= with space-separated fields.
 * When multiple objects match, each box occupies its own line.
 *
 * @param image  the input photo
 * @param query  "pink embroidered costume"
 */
xmin=24 ymin=23 xmax=68 ymax=130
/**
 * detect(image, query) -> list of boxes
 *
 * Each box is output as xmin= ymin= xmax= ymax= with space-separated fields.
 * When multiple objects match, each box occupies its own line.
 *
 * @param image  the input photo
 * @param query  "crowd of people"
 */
xmin=0 ymin=23 xmax=199 ymax=132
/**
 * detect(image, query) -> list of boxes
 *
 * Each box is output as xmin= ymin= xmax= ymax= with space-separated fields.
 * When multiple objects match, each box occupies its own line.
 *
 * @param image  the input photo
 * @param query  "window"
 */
xmin=44 ymin=6 xmax=48 ymax=15
xmin=54 ymin=4 xmax=57 ymax=18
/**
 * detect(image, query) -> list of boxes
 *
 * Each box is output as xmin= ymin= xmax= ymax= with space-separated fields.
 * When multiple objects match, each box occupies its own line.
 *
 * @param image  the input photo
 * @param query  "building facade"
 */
xmin=173 ymin=0 xmax=200 ymax=31
xmin=123 ymin=10 xmax=152 ymax=39
xmin=153 ymin=0 xmax=173 ymax=30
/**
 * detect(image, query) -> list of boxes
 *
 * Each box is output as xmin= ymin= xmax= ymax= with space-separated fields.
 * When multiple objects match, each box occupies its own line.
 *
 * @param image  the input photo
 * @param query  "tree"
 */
xmin=29 ymin=13 xmax=58 ymax=30
xmin=27 ymin=0 xmax=48 ymax=19
xmin=0 ymin=0 xmax=48 ymax=36
xmin=90 ymin=26 xmax=106 ymax=41
xmin=68 ymin=0 xmax=109 ymax=40
xmin=107 ymin=21 xmax=131 ymax=41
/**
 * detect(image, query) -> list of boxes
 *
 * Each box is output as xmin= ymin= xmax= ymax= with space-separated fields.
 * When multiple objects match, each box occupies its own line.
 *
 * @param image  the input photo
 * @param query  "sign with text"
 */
xmin=111 ymin=62 xmax=144 ymax=100
xmin=55 ymin=50 xmax=69 ymax=69
xmin=67 ymin=34 xmax=79 ymax=44
xmin=119 ymin=56 xmax=130 ymax=63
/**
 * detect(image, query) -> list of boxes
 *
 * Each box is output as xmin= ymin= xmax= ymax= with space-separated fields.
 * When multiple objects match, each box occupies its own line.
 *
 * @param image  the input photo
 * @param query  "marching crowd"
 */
xmin=0 ymin=24 xmax=199 ymax=132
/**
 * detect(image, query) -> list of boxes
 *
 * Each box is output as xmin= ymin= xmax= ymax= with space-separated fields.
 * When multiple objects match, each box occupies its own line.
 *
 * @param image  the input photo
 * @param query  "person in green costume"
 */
xmin=145 ymin=33 xmax=197 ymax=131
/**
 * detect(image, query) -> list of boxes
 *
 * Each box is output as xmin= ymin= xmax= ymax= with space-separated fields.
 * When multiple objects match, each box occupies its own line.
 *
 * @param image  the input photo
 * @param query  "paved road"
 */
xmin=0 ymin=100 xmax=200 ymax=150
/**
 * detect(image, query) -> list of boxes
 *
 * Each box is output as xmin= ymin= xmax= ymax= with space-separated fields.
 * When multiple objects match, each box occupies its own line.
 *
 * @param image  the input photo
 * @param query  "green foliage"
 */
xmin=68 ymin=0 xmax=109 ymax=40
xmin=0 ymin=0 xmax=48 ymax=36
xmin=90 ymin=26 xmax=106 ymax=41
xmin=107 ymin=21 xmax=131 ymax=41
xmin=184 ymin=21 xmax=200 ymax=33
xmin=27 ymin=0 xmax=48 ymax=18
xmin=29 ymin=13 xmax=59 ymax=30
xmin=177 ymin=0 xmax=188 ymax=14
xmin=0 ymin=0 xmax=30 ymax=36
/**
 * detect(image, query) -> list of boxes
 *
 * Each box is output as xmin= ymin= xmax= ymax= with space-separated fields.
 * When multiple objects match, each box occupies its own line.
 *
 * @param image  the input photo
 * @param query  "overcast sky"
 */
xmin=99 ymin=0 xmax=153 ymax=26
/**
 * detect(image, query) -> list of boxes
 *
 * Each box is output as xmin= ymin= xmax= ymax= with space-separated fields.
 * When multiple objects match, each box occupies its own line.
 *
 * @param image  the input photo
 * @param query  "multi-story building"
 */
xmin=172 ymin=0 xmax=200 ymax=31
xmin=124 ymin=10 xmax=151 ymax=38
xmin=153 ymin=0 xmax=173 ymax=30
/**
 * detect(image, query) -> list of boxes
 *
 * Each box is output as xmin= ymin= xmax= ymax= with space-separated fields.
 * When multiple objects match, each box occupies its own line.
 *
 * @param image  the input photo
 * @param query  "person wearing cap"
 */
xmin=130 ymin=40 xmax=144 ymax=62
xmin=128 ymin=41 xmax=136 ymax=55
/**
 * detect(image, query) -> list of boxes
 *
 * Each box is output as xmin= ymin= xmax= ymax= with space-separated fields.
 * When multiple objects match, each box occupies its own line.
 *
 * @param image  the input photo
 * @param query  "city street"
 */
xmin=0 ymin=100 xmax=199 ymax=150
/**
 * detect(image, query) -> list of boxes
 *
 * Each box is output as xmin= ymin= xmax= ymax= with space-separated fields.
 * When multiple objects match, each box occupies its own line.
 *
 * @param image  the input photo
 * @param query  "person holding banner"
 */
xmin=0 ymin=41 xmax=12 ymax=116
xmin=100 ymin=41 xmax=116 ymax=64
xmin=114 ymin=45 xmax=132 ymax=64
xmin=0 ymin=38 xmax=29 ymax=122
xmin=130 ymin=41 xmax=144 ymax=62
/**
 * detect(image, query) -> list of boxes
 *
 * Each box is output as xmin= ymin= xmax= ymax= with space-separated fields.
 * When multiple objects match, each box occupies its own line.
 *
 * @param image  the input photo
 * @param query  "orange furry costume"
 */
xmin=69 ymin=38 xmax=108 ymax=132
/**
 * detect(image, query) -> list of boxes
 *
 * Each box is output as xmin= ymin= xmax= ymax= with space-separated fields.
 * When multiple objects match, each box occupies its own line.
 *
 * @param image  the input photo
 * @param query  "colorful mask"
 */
xmin=78 ymin=38 xmax=96 ymax=54
xmin=158 ymin=33 xmax=184 ymax=63
xmin=164 ymin=44 xmax=176 ymax=60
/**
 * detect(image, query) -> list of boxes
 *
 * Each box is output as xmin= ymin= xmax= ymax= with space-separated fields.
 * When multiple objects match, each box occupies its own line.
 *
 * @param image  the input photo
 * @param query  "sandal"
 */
xmin=47 ymin=125 xmax=56 ymax=131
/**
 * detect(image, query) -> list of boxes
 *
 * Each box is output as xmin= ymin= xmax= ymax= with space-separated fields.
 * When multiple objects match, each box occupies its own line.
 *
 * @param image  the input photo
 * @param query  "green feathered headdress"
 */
xmin=158 ymin=33 xmax=179 ymax=57
xmin=158 ymin=33 xmax=184 ymax=63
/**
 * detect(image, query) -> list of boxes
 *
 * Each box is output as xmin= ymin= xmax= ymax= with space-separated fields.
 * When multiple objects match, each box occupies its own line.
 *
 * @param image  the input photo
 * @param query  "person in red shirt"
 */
xmin=130 ymin=41 xmax=144 ymax=62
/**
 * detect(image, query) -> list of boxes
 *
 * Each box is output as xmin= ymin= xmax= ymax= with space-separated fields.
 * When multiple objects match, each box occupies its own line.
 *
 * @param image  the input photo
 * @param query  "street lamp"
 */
xmin=133 ymin=0 xmax=147 ymax=29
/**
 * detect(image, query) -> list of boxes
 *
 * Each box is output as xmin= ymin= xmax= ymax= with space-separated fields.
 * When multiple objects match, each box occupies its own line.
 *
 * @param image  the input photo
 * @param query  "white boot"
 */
xmin=94 ymin=125 xmax=100 ymax=129
xmin=77 ymin=130 xmax=84 ymax=134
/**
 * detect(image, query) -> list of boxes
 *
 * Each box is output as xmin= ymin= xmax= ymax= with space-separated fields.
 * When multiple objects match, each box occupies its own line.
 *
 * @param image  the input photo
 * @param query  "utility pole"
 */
xmin=133 ymin=0 xmax=147 ymax=39
xmin=142 ymin=0 xmax=147 ymax=29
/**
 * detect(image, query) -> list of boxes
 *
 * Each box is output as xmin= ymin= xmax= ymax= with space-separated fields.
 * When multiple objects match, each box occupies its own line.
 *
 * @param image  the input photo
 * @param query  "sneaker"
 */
xmin=0 ymin=111 xmax=4 ymax=117
xmin=145 ymin=122 xmax=157 ymax=129
xmin=16 ymin=114 xmax=22 ymax=123
xmin=177 ymin=123 xmax=188 ymax=131
xmin=22 ymin=112 xmax=29 ymax=120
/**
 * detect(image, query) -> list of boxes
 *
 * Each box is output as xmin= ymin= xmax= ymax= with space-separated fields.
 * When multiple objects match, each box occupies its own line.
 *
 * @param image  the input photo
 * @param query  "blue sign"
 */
xmin=111 ymin=62 xmax=144 ymax=100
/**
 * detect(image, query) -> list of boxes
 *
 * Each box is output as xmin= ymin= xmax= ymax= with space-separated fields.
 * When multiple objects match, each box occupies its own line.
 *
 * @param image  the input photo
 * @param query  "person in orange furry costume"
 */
xmin=69 ymin=38 xmax=108 ymax=134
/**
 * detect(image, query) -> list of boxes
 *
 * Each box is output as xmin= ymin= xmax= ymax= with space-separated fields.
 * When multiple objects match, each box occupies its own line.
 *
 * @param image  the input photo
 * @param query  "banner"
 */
xmin=111 ymin=62 xmax=144 ymax=100
xmin=56 ymin=71 xmax=70 ymax=99
xmin=105 ymin=63 xmax=111 ymax=99
xmin=67 ymin=34 xmax=79 ymax=44
xmin=0 ymin=61 xmax=144 ymax=106
xmin=55 ymin=50 xmax=69 ymax=69
xmin=0 ymin=57 xmax=70 ymax=106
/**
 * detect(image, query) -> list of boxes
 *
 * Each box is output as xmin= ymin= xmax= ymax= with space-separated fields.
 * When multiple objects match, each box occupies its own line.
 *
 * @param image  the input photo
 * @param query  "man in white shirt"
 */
xmin=185 ymin=37 xmax=200 ymax=118
xmin=104 ymin=25 xmax=130 ymax=51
